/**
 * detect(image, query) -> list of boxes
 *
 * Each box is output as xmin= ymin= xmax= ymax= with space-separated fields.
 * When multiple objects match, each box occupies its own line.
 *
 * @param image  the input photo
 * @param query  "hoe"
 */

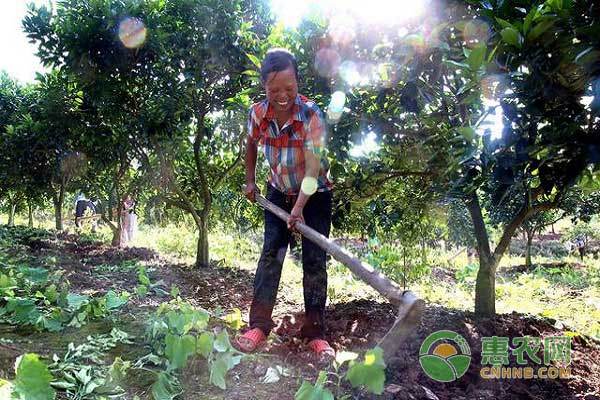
xmin=252 ymin=190 xmax=425 ymax=360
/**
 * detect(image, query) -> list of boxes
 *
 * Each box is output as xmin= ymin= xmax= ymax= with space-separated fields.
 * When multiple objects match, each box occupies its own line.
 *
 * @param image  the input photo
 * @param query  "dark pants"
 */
xmin=75 ymin=200 xmax=87 ymax=228
xmin=250 ymin=184 xmax=332 ymax=339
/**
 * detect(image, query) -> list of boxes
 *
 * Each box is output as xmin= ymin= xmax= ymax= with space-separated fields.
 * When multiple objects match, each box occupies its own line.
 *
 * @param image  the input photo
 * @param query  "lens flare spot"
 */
xmin=480 ymin=75 xmax=505 ymax=100
xmin=463 ymin=19 xmax=491 ymax=47
xmin=314 ymin=48 xmax=341 ymax=78
xmin=329 ymin=91 xmax=346 ymax=113
xmin=327 ymin=91 xmax=346 ymax=123
xmin=119 ymin=17 xmax=147 ymax=49
xmin=328 ymin=14 xmax=357 ymax=46
xmin=301 ymin=176 xmax=318 ymax=196
xmin=433 ymin=343 xmax=458 ymax=358
xmin=339 ymin=61 xmax=361 ymax=87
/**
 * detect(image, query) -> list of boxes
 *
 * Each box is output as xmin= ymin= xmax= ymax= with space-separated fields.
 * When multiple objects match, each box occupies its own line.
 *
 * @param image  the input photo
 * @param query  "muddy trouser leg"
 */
xmin=249 ymin=185 xmax=292 ymax=336
xmin=300 ymin=190 xmax=332 ymax=339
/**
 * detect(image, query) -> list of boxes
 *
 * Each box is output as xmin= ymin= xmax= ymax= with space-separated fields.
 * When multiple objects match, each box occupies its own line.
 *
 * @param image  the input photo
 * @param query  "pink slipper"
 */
xmin=308 ymin=339 xmax=335 ymax=359
xmin=235 ymin=328 xmax=266 ymax=353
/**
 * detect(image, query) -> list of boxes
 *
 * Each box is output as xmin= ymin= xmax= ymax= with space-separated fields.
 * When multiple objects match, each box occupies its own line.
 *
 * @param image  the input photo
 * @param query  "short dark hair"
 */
xmin=260 ymin=48 xmax=298 ymax=84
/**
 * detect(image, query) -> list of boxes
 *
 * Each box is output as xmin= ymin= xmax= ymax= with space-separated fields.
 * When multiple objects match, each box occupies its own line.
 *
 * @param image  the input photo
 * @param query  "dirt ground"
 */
xmin=1 ymin=228 xmax=599 ymax=399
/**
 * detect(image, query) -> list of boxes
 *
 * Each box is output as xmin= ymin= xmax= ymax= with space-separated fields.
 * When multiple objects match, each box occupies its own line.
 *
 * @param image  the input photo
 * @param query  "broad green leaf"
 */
xmin=151 ymin=372 xmax=180 ymax=400
xmin=170 ymin=285 xmax=180 ymax=298
xmin=495 ymin=18 xmax=515 ymax=30
xmin=105 ymin=290 xmax=129 ymax=310
xmin=294 ymin=372 xmax=334 ymax=400
xmin=196 ymin=332 xmax=214 ymax=358
xmin=66 ymin=293 xmax=89 ymax=310
xmin=13 ymin=354 xmax=55 ymax=400
xmin=137 ymin=267 xmax=151 ymax=286
xmin=0 ymin=274 xmax=16 ymax=289
xmin=523 ymin=7 xmax=538 ymax=33
xmin=7 ymin=298 xmax=40 ymax=324
xmin=467 ymin=43 xmax=486 ymax=71
xmin=500 ymin=27 xmax=523 ymax=48
xmin=19 ymin=267 xmax=49 ymax=285
xmin=41 ymin=316 xmax=63 ymax=332
xmin=345 ymin=348 xmax=386 ymax=395
xmin=527 ymin=19 xmax=555 ymax=42
xmin=209 ymin=353 xmax=241 ymax=390
xmin=209 ymin=357 xmax=228 ymax=389
xmin=213 ymin=329 xmax=231 ymax=352
xmin=444 ymin=60 xmax=470 ymax=70
xmin=224 ymin=308 xmax=243 ymax=330
xmin=44 ymin=284 xmax=59 ymax=302
xmin=165 ymin=333 xmax=196 ymax=370
xmin=166 ymin=310 xmax=192 ymax=335
xmin=246 ymin=53 xmax=261 ymax=69
xmin=101 ymin=357 xmax=130 ymax=392
xmin=457 ymin=127 xmax=476 ymax=141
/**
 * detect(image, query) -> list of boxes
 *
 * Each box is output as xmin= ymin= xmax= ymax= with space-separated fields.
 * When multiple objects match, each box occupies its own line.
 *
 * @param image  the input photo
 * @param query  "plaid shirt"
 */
xmin=248 ymin=94 xmax=333 ymax=195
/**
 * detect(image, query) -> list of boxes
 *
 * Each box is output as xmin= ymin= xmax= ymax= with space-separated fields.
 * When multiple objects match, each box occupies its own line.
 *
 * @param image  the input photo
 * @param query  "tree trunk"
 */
xmin=474 ymin=254 xmax=498 ymax=317
xmin=7 ymin=203 xmax=16 ymax=226
xmin=466 ymin=195 xmax=496 ymax=318
xmin=525 ymin=229 xmax=534 ymax=268
xmin=111 ymin=227 xmax=121 ymax=247
xmin=53 ymin=182 xmax=65 ymax=231
xmin=54 ymin=201 xmax=63 ymax=231
xmin=196 ymin=214 xmax=209 ymax=268
xmin=28 ymin=202 xmax=34 ymax=228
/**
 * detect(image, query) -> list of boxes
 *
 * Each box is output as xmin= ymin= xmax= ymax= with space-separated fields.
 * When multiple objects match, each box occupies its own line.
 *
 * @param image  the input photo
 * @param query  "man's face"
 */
xmin=265 ymin=67 xmax=298 ymax=114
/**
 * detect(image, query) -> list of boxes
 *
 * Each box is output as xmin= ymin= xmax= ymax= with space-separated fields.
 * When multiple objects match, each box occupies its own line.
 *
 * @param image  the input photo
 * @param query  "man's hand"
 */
xmin=244 ymin=182 xmax=259 ymax=202
xmin=287 ymin=205 xmax=305 ymax=231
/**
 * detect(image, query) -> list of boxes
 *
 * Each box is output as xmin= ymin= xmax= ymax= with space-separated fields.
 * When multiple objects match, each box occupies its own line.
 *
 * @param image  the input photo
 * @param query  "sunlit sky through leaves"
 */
xmin=0 ymin=0 xmax=53 ymax=83
xmin=0 ymin=0 xmax=511 ymax=151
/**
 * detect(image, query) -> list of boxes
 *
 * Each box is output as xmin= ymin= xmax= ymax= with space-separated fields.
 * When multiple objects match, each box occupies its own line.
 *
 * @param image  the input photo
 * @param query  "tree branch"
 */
xmin=213 ymin=134 xmax=245 ymax=190
xmin=466 ymin=192 xmax=493 ymax=260
xmin=493 ymin=197 xmax=562 ymax=260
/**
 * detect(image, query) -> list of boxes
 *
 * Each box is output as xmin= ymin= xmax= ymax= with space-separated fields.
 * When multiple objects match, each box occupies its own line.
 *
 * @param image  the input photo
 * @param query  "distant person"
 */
xmin=574 ymin=236 xmax=585 ymax=261
xmin=120 ymin=196 xmax=137 ymax=246
xmin=74 ymin=194 xmax=97 ymax=229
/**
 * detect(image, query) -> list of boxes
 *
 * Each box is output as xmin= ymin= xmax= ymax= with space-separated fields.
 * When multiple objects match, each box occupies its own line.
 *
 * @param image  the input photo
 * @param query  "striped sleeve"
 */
xmin=304 ymin=106 xmax=325 ymax=156
xmin=247 ymin=106 xmax=261 ymax=144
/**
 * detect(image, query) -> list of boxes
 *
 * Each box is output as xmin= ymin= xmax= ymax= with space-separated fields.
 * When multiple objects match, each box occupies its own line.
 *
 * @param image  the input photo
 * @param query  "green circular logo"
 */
xmin=419 ymin=330 xmax=471 ymax=382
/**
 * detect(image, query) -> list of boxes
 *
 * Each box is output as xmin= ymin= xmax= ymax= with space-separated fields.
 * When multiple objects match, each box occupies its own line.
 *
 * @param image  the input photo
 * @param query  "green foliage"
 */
xmin=295 ymin=347 xmax=386 ymax=399
xmin=143 ymin=300 xmax=243 ymax=392
xmin=0 ymin=246 xmax=129 ymax=331
xmin=455 ymin=263 xmax=478 ymax=283
xmin=12 ymin=354 xmax=56 ymax=400
xmin=295 ymin=371 xmax=334 ymax=400
xmin=363 ymin=240 xmax=431 ymax=288
xmin=3 ymin=330 xmax=133 ymax=400
xmin=344 ymin=347 xmax=386 ymax=395
xmin=532 ymin=264 xmax=588 ymax=290
xmin=48 ymin=329 xmax=133 ymax=398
